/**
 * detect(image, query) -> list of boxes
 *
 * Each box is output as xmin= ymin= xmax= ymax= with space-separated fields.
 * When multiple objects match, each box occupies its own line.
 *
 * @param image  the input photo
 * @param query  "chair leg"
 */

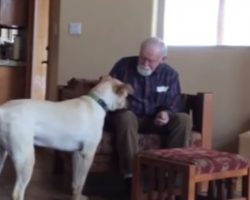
xmin=166 ymin=169 xmax=176 ymax=200
xmin=216 ymin=180 xmax=227 ymax=200
xmin=147 ymin=165 xmax=155 ymax=200
xmin=157 ymin=168 xmax=166 ymax=200
xmin=242 ymin=168 xmax=250 ymax=200
xmin=132 ymin=156 xmax=143 ymax=200
xmin=208 ymin=181 xmax=217 ymax=200
xmin=226 ymin=178 xmax=235 ymax=198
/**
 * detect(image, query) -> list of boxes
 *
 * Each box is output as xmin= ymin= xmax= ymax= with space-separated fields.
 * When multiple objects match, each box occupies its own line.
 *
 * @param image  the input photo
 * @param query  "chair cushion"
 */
xmin=141 ymin=147 xmax=249 ymax=175
xmin=96 ymin=131 xmax=202 ymax=154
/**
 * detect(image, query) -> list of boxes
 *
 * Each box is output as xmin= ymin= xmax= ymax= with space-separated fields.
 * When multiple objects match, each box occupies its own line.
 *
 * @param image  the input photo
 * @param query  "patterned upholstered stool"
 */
xmin=132 ymin=147 xmax=250 ymax=200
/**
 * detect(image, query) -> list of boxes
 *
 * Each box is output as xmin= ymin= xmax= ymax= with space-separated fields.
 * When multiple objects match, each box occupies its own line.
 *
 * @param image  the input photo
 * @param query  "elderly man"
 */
xmin=106 ymin=37 xmax=192 ymax=187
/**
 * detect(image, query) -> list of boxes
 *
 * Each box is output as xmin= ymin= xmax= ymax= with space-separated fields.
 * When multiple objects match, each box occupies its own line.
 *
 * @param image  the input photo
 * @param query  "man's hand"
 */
xmin=154 ymin=111 xmax=169 ymax=126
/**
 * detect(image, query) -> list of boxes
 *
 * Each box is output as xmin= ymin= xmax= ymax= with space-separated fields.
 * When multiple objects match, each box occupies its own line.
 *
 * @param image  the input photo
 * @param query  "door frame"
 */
xmin=46 ymin=0 xmax=61 ymax=101
xmin=26 ymin=0 xmax=60 ymax=101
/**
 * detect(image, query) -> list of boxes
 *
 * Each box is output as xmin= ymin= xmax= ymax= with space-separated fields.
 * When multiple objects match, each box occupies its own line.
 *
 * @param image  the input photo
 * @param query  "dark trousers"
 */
xmin=105 ymin=110 xmax=192 ymax=175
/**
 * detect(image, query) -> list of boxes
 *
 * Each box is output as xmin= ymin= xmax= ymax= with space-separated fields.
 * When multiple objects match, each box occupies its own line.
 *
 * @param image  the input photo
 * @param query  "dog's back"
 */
xmin=0 ymin=97 xmax=105 ymax=152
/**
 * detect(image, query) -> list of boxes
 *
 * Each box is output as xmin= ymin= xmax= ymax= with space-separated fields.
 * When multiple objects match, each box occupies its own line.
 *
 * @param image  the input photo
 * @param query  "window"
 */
xmin=161 ymin=0 xmax=250 ymax=46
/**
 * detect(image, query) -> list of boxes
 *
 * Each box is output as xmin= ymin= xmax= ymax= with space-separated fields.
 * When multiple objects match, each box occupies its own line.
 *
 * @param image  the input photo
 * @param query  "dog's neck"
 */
xmin=87 ymin=92 xmax=108 ymax=112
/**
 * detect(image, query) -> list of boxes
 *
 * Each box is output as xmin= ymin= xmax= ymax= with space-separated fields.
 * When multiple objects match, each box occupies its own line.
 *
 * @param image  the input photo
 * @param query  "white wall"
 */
xmin=167 ymin=47 xmax=250 ymax=151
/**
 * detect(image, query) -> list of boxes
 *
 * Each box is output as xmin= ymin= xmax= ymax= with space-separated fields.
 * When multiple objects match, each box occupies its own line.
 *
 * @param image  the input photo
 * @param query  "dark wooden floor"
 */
xmin=0 ymin=149 xmax=128 ymax=200
xmin=2 ymin=149 xmax=232 ymax=200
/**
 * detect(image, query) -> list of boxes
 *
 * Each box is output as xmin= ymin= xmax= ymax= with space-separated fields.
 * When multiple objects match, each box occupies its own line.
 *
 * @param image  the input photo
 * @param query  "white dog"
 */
xmin=0 ymin=76 xmax=132 ymax=200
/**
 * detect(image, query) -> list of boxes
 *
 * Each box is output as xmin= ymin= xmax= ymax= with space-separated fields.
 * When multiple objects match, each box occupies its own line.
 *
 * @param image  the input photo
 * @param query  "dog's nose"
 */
xmin=124 ymin=101 xmax=128 ymax=108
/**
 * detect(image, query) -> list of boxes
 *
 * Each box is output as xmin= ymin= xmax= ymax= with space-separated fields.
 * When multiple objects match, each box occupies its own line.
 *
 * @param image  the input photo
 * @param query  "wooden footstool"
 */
xmin=132 ymin=147 xmax=250 ymax=200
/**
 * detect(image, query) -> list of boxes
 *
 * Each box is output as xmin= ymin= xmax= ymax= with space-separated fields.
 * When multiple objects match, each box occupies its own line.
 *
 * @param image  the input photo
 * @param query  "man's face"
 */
xmin=138 ymin=45 xmax=163 ymax=72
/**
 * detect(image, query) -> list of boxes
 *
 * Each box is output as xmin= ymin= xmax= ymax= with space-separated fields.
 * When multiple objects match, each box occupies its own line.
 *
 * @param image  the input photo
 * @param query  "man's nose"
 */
xmin=142 ymin=60 xmax=149 ymax=66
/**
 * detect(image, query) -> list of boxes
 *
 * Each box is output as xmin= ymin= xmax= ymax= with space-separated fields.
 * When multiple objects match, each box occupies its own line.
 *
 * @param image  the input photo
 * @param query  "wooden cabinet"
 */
xmin=0 ymin=0 xmax=51 ymax=104
xmin=0 ymin=66 xmax=26 ymax=104
xmin=0 ymin=0 xmax=51 ymax=103
xmin=0 ymin=0 xmax=28 ymax=27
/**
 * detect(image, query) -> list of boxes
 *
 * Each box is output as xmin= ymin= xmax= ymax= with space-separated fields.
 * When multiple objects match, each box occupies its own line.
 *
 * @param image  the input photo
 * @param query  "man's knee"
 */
xmin=166 ymin=113 xmax=192 ymax=148
xmin=173 ymin=113 xmax=193 ymax=145
xmin=172 ymin=113 xmax=192 ymax=128
xmin=108 ymin=110 xmax=138 ymax=129
xmin=114 ymin=110 xmax=137 ymax=122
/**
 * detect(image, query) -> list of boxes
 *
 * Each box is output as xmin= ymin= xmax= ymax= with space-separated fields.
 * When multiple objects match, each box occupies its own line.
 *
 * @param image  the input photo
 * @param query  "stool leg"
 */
xmin=242 ymin=168 xmax=250 ymax=199
xmin=183 ymin=165 xmax=196 ymax=200
xmin=132 ymin=156 xmax=143 ymax=200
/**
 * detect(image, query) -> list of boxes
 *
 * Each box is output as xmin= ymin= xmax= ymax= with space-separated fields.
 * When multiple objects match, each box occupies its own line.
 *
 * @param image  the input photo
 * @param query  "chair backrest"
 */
xmin=58 ymin=78 xmax=213 ymax=149
xmin=58 ymin=78 xmax=98 ymax=100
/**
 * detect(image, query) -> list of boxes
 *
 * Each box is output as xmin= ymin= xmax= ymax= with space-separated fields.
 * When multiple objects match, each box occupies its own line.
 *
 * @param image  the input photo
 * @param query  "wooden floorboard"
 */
xmin=0 ymin=148 xmax=129 ymax=200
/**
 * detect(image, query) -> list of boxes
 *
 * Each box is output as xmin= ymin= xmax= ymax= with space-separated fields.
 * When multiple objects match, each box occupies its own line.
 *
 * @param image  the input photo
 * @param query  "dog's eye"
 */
xmin=114 ymin=84 xmax=133 ymax=96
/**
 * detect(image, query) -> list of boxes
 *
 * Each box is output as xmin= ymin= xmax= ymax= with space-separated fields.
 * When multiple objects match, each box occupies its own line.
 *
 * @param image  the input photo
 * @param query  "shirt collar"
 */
xmin=153 ymin=63 xmax=164 ymax=75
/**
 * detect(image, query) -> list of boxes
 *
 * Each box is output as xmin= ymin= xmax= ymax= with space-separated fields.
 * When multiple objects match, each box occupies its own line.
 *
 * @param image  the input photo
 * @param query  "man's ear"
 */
xmin=162 ymin=56 xmax=167 ymax=62
xmin=115 ymin=84 xmax=134 ymax=95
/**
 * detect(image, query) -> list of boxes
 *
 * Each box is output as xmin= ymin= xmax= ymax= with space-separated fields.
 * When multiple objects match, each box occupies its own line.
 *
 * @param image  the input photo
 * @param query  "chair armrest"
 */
xmin=200 ymin=93 xmax=213 ymax=149
xmin=182 ymin=93 xmax=213 ymax=149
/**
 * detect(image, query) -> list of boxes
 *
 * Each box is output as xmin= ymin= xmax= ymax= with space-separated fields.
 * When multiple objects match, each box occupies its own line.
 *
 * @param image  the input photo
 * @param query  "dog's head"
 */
xmin=91 ymin=76 xmax=133 ymax=111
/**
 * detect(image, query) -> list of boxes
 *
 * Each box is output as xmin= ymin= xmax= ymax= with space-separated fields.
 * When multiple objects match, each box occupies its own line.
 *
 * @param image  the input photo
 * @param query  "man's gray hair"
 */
xmin=140 ymin=37 xmax=168 ymax=57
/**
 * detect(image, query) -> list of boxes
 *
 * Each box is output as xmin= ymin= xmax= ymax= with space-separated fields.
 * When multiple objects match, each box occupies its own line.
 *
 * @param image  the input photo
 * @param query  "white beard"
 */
xmin=136 ymin=65 xmax=153 ymax=76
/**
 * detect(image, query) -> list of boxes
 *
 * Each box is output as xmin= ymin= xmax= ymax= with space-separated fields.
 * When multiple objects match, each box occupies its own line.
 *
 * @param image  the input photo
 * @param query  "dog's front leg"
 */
xmin=72 ymin=151 xmax=94 ymax=200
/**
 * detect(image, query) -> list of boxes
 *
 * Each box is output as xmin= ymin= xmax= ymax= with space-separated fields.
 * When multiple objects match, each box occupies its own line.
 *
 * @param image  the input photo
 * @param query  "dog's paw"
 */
xmin=72 ymin=194 xmax=89 ymax=200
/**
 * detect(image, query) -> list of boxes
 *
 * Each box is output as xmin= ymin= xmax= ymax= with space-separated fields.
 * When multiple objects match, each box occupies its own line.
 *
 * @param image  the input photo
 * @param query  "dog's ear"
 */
xmin=115 ymin=84 xmax=134 ymax=95
xmin=124 ymin=84 xmax=134 ymax=95
xmin=99 ymin=75 xmax=112 ymax=82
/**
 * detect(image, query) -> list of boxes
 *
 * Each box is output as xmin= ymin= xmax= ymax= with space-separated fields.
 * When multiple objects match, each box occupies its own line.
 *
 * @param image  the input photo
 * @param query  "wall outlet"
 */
xmin=69 ymin=23 xmax=82 ymax=35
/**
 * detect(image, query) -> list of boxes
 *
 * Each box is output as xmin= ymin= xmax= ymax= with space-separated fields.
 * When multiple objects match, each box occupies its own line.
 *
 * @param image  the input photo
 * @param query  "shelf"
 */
xmin=0 ymin=59 xmax=26 ymax=67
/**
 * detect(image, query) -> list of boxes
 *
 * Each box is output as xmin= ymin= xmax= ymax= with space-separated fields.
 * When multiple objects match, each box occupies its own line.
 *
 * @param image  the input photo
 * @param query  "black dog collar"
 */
xmin=87 ymin=93 xmax=108 ymax=112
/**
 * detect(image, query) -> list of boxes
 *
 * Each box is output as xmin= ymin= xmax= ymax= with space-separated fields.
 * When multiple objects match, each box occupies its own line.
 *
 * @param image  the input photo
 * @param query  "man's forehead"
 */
xmin=140 ymin=45 xmax=162 ymax=57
